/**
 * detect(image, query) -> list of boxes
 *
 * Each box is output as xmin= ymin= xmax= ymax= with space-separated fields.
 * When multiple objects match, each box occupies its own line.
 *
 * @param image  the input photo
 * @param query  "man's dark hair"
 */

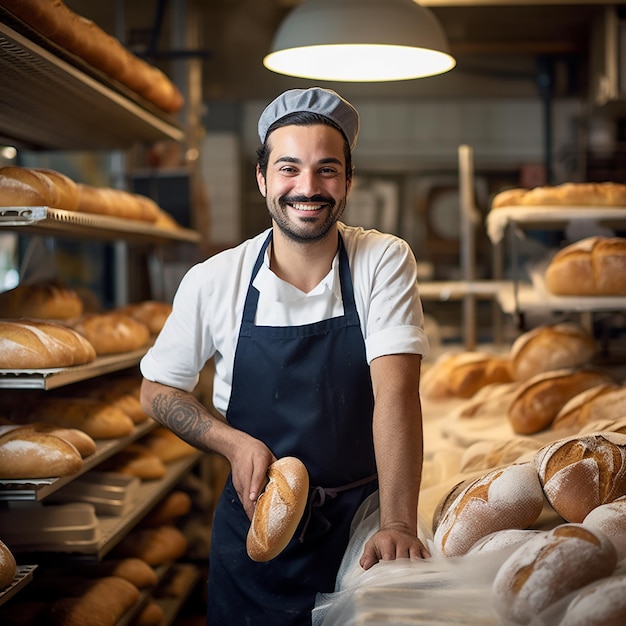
xmin=256 ymin=111 xmax=353 ymax=181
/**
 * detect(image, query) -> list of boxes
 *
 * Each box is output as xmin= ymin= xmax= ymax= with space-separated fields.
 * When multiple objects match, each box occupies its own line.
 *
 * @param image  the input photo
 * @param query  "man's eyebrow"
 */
xmin=272 ymin=156 xmax=343 ymax=166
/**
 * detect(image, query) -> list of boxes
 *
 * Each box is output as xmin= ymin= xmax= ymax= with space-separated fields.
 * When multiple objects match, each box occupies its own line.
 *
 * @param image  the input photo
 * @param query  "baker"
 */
xmin=139 ymin=86 xmax=431 ymax=625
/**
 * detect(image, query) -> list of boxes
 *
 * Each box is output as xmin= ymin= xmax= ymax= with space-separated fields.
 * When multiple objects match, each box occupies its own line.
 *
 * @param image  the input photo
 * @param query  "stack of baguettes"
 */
xmin=0 ymin=0 xmax=184 ymax=114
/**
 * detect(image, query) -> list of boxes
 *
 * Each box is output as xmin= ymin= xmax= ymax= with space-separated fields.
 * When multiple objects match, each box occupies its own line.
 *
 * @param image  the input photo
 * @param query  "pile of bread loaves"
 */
xmin=0 ymin=0 xmax=184 ymax=114
xmin=0 ymin=165 xmax=181 ymax=229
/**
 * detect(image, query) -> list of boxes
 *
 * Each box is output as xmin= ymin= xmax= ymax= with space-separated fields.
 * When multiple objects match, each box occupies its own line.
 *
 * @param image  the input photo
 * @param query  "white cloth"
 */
xmin=140 ymin=222 xmax=429 ymax=416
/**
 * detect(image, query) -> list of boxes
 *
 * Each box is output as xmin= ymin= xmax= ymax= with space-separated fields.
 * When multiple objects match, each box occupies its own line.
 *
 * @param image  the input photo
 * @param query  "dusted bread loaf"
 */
xmin=420 ymin=351 xmax=512 ymax=399
xmin=507 ymin=368 xmax=613 ymax=435
xmin=0 ymin=282 xmax=83 ymax=320
xmin=509 ymin=323 xmax=595 ymax=382
xmin=545 ymin=236 xmax=626 ymax=296
xmin=433 ymin=463 xmax=544 ymax=557
xmin=492 ymin=181 xmax=626 ymax=209
xmin=247 ymin=457 xmax=309 ymax=562
xmin=492 ymin=524 xmax=617 ymax=625
xmin=552 ymin=383 xmax=626 ymax=431
xmin=0 ymin=319 xmax=96 ymax=369
xmin=72 ymin=312 xmax=150 ymax=355
xmin=559 ymin=573 xmax=626 ymax=626
xmin=582 ymin=495 xmax=626 ymax=560
xmin=533 ymin=432 xmax=626 ymax=522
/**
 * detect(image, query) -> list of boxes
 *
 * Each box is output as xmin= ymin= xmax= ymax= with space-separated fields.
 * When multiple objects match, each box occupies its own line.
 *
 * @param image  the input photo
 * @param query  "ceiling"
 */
xmin=65 ymin=1 xmax=623 ymax=102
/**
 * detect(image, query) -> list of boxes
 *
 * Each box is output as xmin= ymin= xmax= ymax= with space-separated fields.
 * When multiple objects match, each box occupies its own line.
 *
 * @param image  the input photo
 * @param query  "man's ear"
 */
xmin=256 ymin=164 xmax=266 ymax=197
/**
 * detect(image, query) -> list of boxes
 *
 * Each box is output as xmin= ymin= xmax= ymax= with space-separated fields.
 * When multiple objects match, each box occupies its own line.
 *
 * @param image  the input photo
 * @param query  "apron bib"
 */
xmin=207 ymin=232 xmax=377 ymax=626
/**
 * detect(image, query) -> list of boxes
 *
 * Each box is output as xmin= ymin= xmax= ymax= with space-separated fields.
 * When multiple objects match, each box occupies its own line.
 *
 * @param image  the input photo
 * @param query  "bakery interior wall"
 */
xmin=3 ymin=0 xmax=626 ymax=342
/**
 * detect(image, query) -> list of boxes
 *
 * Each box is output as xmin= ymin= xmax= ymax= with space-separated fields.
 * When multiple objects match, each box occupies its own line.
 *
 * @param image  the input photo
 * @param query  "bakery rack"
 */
xmin=0 ymin=13 xmax=184 ymax=149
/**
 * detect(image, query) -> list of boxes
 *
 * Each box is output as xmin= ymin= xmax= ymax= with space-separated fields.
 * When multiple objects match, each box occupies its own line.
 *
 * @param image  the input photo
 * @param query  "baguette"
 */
xmin=246 ymin=457 xmax=309 ymax=562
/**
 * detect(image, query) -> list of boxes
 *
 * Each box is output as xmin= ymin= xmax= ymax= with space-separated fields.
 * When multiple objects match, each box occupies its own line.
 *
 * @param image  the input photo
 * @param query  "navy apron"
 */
xmin=206 ymin=231 xmax=378 ymax=626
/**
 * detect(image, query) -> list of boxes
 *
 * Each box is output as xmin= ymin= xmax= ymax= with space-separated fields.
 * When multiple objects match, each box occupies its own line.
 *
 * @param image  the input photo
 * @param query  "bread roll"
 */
xmin=552 ymin=383 xmax=626 ymax=432
xmin=33 ymin=168 xmax=79 ymax=212
xmin=24 ymin=397 xmax=134 ymax=439
xmin=492 ymin=524 xmax=617 ymax=625
xmin=559 ymin=573 xmax=626 ymax=626
xmin=0 ymin=282 xmax=83 ymax=320
xmin=0 ymin=538 xmax=17 ymax=589
xmin=507 ymin=368 xmax=613 ymax=435
xmin=459 ymin=437 xmax=541 ymax=473
xmin=71 ymin=312 xmax=150 ymax=355
xmin=545 ymin=236 xmax=626 ymax=296
xmin=246 ymin=456 xmax=309 ymax=562
xmin=0 ymin=320 xmax=96 ymax=369
xmin=509 ymin=323 xmax=595 ymax=382
xmin=533 ymin=432 xmax=626 ymax=522
xmin=0 ymin=428 xmax=83 ymax=478
xmin=420 ymin=351 xmax=512 ymax=400
xmin=582 ymin=495 xmax=626 ymax=560
xmin=47 ymin=576 xmax=140 ymax=626
xmin=433 ymin=463 xmax=544 ymax=557
xmin=114 ymin=525 xmax=188 ymax=566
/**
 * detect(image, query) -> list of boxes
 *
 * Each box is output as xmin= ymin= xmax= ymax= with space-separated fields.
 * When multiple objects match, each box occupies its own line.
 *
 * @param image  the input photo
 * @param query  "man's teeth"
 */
xmin=292 ymin=203 xmax=323 ymax=211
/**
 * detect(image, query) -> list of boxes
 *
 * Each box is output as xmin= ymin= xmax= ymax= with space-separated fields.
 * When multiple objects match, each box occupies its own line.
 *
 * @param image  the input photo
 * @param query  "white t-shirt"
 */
xmin=140 ymin=222 xmax=429 ymax=417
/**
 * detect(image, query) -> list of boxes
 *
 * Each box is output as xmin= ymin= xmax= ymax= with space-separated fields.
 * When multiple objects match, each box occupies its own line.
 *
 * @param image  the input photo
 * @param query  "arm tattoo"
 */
xmin=152 ymin=390 xmax=212 ymax=446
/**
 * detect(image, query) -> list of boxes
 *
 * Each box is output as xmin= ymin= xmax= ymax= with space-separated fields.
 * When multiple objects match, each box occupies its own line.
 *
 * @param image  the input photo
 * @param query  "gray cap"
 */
xmin=258 ymin=87 xmax=360 ymax=150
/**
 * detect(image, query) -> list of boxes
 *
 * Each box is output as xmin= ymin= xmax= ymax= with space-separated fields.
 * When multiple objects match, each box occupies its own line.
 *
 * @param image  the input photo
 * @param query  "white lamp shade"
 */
xmin=264 ymin=0 xmax=456 ymax=82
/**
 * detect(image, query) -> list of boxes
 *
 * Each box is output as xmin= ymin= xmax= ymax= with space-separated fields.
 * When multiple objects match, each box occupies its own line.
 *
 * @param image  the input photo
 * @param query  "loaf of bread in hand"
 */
xmin=545 ymin=236 xmax=626 ymax=296
xmin=533 ymin=432 xmax=626 ymax=522
xmin=507 ymin=367 xmax=613 ymax=435
xmin=0 ymin=320 xmax=96 ymax=369
xmin=433 ymin=462 xmax=544 ymax=557
xmin=492 ymin=524 xmax=617 ymax=625
xmin=246 ymin=457 xmax=309 ymax=562
xmin=509 ymin=323 xmax=595 ymax=382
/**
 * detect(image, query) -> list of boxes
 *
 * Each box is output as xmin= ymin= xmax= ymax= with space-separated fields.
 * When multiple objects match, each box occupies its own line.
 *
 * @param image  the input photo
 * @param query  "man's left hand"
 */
xmin=360 ymin=526 xmax=431 ymax=570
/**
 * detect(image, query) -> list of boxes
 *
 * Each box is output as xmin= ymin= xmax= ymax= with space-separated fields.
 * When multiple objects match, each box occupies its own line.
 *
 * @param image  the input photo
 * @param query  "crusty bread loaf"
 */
xmin=71 ymin=312 xmax=150 ymax=355
xmin=0 ymin=166 xmax=58 ymax=206
xmin=0 ymin=173 xmax=47 ymax=207
xmin=433 ymin=463 xmax=544 ymax=557
xmin=509 ymin=323 xmax=596 ymax=382
xmin=466 ymin=528 xmax=542 ymax=555
xmin=114 ymin=525 xmax=188 ymax=566
xmin=559 ymin=573 xmax=626 ymax=626
xmin=6 ymin=422 xmax=96 ymax=457
xmin=492 ymin=181 xmax=626 ymax=209
xmin=33 ymin=168 xmax=79 ymax=212
xmin=0 ymin=319 xmax=96 ymax=369
xmin=247 ymin=456 xmax=310 ymax=562
xmin=0 ymin=428 xmax=83 ymax=478
xmin=552 ymin=383 xmax=626 ymax=432
xmin=24 ymin=397 xmax=134 ymax=439
xmin=545 ymin=236 xmax=626 ymax=296
xmin=0 ymin=282 xmax=83 ymax=320
xmin=459 ymin=437 xmax=541 ymax=474
xmin=582 ymin=495 xmax=626 ymax=561
xmin=117 ymin=301 xmax=172 ymax=335
xmin=47 ymin=575 xmax=140 ymax=626
xmin=0 ymin=538 xmax=17 ymax=589
xmin=420 ymin=351 xmax=513 ymax=400
xmin=492 ymin=524 xmax=617 ymax=625
xmin=508 ymin=367 xmax=613 ymax=435
xmin=533 ymin=432 xmax=626 ymax=522
xmin=76 ymin=184 xmax=160 ymax=223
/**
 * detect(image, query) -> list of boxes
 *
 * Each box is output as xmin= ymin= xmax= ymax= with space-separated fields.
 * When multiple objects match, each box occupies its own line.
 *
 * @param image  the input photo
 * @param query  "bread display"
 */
xmin=492 ymin=524 xmax=617 ymax=625
xmin=420 ymin=351 xmax=513 ymax=400
xmin=0 ymin=427 xmax=83 ymax=478
xmin=582 ymin=495 xmax=626 ymax=560
xmin=552 ymin=383 xmax=626 ymax=431
xmin=1 ymin=0 xmax=184 ymax=114
xmin=533 ymin=432 xmax=626 ymax=523
xmin=509 ymin=323 xmax=596 ymax=382
xmin=0 ymin=539 xmax=17 ymax=589
xmin=0 ymin=319 xmax=96 ymax=369
xmin=559 ymin=573 xmax=626 ymax=626
xmin=433 ymin=463 xmax=544 ymax=557
xmin=544 ymin=236 xmax=626 ymax=296
xmin=492 ymin=181 xmax=626 ymax=209
xmin=0 ymin=281 xmax=83 ymax=320
xmin=247 ymin=456 xmax=310 ymax=562
xmin=507 ymin=367 xmax=613 ymax=435
xmin=71 ymin=312 xmax=151 ymax=355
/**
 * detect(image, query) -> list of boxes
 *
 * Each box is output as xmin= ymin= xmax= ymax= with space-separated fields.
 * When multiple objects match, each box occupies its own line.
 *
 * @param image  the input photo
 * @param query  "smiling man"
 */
xmin=139 ymin=87 xmax=431 ymax=626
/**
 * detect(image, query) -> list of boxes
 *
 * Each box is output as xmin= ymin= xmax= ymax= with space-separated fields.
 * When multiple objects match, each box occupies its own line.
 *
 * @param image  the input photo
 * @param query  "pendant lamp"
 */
xmin=263 ymin=0 xmax=456 ymax=82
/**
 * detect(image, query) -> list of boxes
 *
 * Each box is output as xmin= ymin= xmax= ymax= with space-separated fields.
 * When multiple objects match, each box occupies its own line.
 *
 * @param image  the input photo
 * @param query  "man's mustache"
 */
xmin=281 ymin=195 xmax=335 ymax=206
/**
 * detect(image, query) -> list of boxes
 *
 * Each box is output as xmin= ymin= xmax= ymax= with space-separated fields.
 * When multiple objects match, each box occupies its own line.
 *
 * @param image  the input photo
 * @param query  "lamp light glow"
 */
xmin=264 ymin=0 xmax=456 ymax=82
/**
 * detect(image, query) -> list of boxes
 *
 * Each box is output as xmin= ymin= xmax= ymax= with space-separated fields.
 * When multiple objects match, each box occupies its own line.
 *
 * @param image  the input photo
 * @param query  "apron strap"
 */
xmin=298 ymin=472 xmax=378 ymax=543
